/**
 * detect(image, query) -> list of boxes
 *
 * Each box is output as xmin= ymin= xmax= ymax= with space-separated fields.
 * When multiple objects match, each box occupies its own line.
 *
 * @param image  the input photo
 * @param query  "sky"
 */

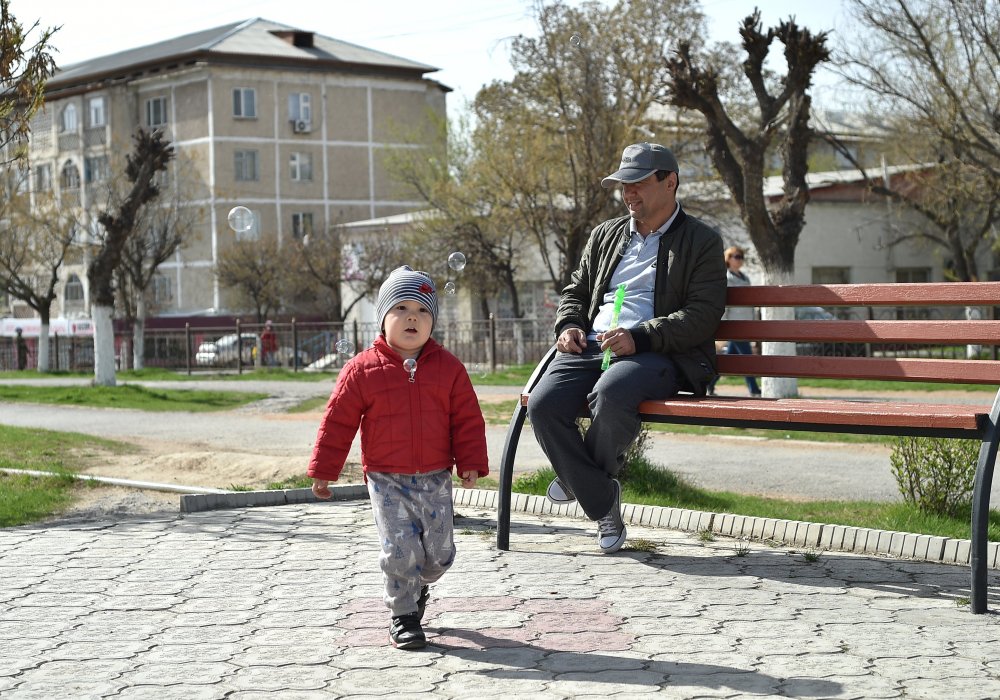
xmin=23 ymin=0 xmax=851 ymax=112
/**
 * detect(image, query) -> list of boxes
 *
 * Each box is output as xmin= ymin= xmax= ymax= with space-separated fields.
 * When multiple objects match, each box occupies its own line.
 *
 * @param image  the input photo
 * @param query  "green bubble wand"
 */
xmin=601 ymin=282 xmax=627 ymax=371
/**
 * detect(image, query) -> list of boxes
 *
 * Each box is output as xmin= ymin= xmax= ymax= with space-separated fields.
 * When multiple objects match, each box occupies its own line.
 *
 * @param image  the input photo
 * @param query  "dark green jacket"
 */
xmin=554 ymin=208 xmax=727 ymax=395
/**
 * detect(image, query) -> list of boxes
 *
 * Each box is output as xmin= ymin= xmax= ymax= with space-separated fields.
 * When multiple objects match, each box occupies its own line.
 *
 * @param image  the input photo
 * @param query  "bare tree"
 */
xmin=387 ymin=114 xmax=528 ymax=317
xmin=831 ymin=0 xmax=1000 ymax=281
xmin=284 ymin=221 xmax=358 ymax=322
xmin=89 ymin=129 xmax=174 ymax=386
xmin=666 ymin=11 xmax=831 ymax=398
xmin=115 ymin=158 xmax=203 ymax=369
xmin=215 ymin=233 xmax=287 ymax=323
xmin=667 ymin=11 xmax=831 ymax=283
xmin=0 ymin=1 xmax=57 ymax=165
xmin=0 ymin=186 xmax=79 ymax=371
xmin=469 ymin=0 xmax=706 ymax=294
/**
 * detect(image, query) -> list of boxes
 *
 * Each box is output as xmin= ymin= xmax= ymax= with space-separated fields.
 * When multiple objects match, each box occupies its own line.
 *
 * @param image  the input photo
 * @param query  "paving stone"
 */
xmin=2 ymin=500 xmax=999 ymax=698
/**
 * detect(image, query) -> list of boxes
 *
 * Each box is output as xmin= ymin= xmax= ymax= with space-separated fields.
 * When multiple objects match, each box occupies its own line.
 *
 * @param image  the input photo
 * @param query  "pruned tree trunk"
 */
xmin=667 ymin=11 xmax=830 ymax=399
xmin=92 ymin=305 xmax=116 ymax=385
xmin=758 ymin=268 xmax=798 ymax=398
xmin=132 ymin=296 xmax=146 ymax=370
xmin=88 ymin=129 xmax=174 ymax=387
xmin=36 ymin=308 xmax=50 ymax=372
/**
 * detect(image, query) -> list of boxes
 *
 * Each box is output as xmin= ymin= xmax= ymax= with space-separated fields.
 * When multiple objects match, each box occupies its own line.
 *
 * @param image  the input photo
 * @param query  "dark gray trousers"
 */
xmin=527 ymin=341 xmax=679 ymax=520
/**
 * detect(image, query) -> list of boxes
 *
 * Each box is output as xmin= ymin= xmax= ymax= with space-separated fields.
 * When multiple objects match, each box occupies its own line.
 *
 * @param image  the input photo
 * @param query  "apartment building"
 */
xmin=17 ymin=18 xmax=447 ymax=320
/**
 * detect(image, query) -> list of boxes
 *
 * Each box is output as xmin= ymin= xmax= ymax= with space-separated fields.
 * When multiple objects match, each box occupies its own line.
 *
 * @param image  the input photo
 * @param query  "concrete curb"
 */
xmin=179 ymin=486 xmax=999 ymax=570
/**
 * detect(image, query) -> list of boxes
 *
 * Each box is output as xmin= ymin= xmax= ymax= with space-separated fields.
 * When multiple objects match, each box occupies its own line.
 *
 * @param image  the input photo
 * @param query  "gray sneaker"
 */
xmin=596 ymin=479 xmax=626 ymax=553
xmin=546 ymin=477 xmax=576 ymax=504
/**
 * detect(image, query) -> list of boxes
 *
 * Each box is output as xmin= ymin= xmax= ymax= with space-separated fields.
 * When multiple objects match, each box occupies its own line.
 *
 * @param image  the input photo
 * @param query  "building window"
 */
xmin=235 ymin=210 xmax=261 ymax=242
xmin=233 ymin=88 xmax=257 ymax=119
xmin=288 ymin=92 xmax=312 ymax=130
xmin=289 ymin=152 xmax=313 ymax=181
xmin=34 ymin=163 xmax=52 ymax=192
xmin=145 ymin=97 xmax=168 ymax=127
xmin=88 ymin=97 xmax=106 ymax=127
xmin=84 ymin=156 xmax=109 ymax=183
xmin=234 ymin=150 xmax=259 ymax=181
xmin=152 ymin=275 xmax=173 ymax=304
xmin=65 ymin=274 xmax=85 ymax=302
xmin=291 ymin=212 xmax=313 ymax=239
xmin=61 ymin=104 xmax=78 ymax=132
xmin=811 ymin=267 xmax=851 ymax=285
xmin=60 ymin=161 xmax=81 ymax=190
xmin=895 ymin=268 xmax=930 ymax=283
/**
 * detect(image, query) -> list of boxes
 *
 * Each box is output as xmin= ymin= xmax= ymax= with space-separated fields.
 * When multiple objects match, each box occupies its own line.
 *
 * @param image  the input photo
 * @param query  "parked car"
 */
xmin=195 ymin=333 xmax=312 ymax=368
xmin=794 ymin=307 xmax=868 ymax=357
xmin=195 ymin=333 xmax=257 ymax=367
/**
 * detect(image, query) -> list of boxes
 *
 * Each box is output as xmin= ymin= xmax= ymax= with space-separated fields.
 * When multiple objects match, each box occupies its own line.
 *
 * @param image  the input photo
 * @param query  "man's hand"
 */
xmin=556 ymin=327 xmax=587 ymax=354
xmin=597 ymin=328 xmax=636 ymax=358
xmin=311 ymin=478 xmax=332 ymax=500
xmin=460 ymin=471 xmax=478 ymax=488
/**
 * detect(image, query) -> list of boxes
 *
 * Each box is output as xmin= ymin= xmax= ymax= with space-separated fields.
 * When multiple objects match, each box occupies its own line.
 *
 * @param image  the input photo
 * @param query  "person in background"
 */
xmin=308 ymin=266 xmax=488 ymax=650
xmin=527 ymin=142 xmax=727 ymax=555
xmin=15 ymin=328 xmax=28 ymax=371
xmin=712 ymin=245 xmax=761 ymax=397
xmin=260 ymin=320 xmax=278 ymax=366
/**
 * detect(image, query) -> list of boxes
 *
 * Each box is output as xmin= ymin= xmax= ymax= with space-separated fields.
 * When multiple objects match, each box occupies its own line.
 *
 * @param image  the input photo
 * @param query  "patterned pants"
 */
xmin=366 ymin=469 xmax=455 ymax=616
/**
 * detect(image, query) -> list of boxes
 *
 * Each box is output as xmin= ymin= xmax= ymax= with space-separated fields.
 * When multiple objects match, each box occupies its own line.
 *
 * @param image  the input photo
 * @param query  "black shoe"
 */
xmin=596 ymin=479 xmax=626 ymax=553
xmin=416 ymin=585 xmax=430 ymax=622
xmin=389 ymin=613 xmax=426 ymax=650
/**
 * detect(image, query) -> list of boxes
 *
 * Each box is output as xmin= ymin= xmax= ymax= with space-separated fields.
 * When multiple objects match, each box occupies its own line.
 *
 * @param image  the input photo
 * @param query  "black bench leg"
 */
xmin=970 ymin=391 xmax=1000 ymax=614
xmin=496 ymin=403 xmax=527 ymax=551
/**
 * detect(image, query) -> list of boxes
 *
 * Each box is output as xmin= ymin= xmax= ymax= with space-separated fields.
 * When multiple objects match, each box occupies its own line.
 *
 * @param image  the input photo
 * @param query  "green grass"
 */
xmin=0 ymin=425 xmax=136 ymax=527
xmin=287 ymin=396 xmax=329 ymax=414
xmin=0 ymin=384 xmax=268 ymax=411
xmin=513 ymin=460 xmax=1000 ymax=542
xmin=0 ymin=367 xmax=333 ymax=382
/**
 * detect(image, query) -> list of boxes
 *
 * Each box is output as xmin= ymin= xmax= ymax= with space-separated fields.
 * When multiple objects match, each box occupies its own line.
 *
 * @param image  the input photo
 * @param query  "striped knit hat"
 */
xmin=375 ymin=266 xmax=439 ymax=331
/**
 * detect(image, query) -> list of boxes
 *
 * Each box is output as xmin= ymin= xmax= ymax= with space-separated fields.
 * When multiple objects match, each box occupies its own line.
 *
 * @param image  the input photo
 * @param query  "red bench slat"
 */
xmin=633 ymin=396 xmax=987 ymax=431
xmin=717 ymin=319 xmax=1000 ymax=344
xmin=726 ymin=282 xmax=1000 ymax=307
xmin=718 ymin=355 xmax=1000 ymax=384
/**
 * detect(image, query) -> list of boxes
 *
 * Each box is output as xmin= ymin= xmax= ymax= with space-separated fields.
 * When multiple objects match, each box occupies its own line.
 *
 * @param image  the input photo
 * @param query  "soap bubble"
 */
xmin=444 ymin=281 xmax=457 ymax=295
xmin=570 ymin=33 xmax=582 ymax=48
xmin=403 ymin=358 xmax=417 ymax=373
xmin=227 ymin=206 xmax=254 ymax=233
xmin=447 ymin=251 xmax=466 ymax=272
xmin=335 ymin=338 xmax=355 ymax=356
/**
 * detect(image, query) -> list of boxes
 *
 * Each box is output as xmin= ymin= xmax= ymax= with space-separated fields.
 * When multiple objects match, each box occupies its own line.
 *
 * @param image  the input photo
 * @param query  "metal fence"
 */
xmin=3 ymin=308 xmax=997 ymax=373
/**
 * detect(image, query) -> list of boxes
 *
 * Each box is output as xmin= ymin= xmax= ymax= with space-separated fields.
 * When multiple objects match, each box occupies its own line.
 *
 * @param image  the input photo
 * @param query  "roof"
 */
xmin=341 ymin=210 xmax=438 ymax=229
xmin=684 ymin=163 xmax=933 ymax=202
xmin=48 ymin=18 xmax=442 ymax=90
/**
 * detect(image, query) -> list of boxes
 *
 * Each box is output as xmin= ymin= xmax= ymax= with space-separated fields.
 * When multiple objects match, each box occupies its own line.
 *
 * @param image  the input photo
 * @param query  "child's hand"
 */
xmin=312 ymin=479 xmax=332 ymax=500
xmin=460 ymin=471 xmax=478 ymax=489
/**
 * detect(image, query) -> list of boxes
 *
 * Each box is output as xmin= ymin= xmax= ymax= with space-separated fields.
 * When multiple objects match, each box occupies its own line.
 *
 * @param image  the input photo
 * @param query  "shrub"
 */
xmin=889 ymin=436 xmax=980 ymax=516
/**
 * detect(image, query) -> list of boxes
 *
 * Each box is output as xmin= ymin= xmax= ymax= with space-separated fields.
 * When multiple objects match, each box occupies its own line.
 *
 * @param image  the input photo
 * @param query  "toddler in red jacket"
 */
xmin=308 ymin=266 xmax=488 ymax=650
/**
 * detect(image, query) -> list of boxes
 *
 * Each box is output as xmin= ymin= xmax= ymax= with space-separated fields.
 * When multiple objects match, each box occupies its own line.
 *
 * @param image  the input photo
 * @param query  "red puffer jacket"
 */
xmin=307 ymin=336 xmax=488 ymax=481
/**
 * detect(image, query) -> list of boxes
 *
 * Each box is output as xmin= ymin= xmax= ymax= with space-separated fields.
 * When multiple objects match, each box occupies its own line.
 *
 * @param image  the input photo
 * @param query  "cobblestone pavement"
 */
xmin=2 ymin=499 xmax=999 ymax=699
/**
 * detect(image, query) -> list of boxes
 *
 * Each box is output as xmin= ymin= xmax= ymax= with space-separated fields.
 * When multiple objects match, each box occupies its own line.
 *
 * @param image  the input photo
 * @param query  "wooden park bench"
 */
xmin=496 ymin=282 xmax=1000 ymax=613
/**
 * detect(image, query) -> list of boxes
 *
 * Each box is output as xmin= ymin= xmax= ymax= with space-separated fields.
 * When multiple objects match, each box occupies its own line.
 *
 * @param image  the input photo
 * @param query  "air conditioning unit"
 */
xmin=292 ymin=120 xmax=311 ymax=134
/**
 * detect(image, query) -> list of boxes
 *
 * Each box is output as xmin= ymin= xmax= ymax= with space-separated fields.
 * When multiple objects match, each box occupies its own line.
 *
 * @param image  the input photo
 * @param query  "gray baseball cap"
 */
xmin=601 ymin=142 xmax=678 ymax=188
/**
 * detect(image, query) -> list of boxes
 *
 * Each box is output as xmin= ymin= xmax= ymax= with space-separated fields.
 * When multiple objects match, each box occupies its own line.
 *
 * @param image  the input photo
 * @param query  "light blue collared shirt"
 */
xmin=589 ymin=204 xmax=680 ymax=339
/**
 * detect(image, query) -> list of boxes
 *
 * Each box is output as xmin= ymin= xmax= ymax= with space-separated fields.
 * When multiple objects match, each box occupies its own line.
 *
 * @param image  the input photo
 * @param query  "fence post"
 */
xmin=292 ymin=317 xmax=299 ymax=372
xmin=352 ymin=319 xmax=359 ymax=353
xmin=236 ymin=318 xmax=243 ymax=375
xmin=53 ymin=333 xmax=59 ymax=372
xmin=185 ymin=323 xmax=192 ymax=375
xmin=489 ymin=313 xmax=497 ymax=373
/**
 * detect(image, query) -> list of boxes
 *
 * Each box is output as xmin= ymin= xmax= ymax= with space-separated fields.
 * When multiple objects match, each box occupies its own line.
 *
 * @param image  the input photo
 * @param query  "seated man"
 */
xmin=527 ymin=142 xmax=726 ymax=553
